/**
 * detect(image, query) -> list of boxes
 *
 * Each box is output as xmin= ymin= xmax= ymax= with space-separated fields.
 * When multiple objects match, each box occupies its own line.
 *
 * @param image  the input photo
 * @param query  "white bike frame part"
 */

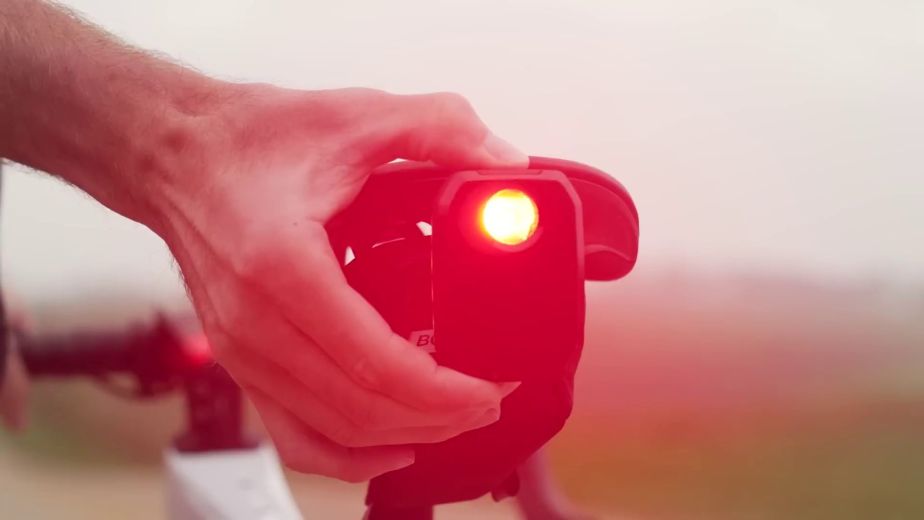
xmin=165 ymin=442 xmax=303 ymax=520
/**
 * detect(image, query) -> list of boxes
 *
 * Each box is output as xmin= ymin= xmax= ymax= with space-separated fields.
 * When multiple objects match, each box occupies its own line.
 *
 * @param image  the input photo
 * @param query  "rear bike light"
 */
xmin=432 ymin=170 xmax=583 ymax=381
xmin=480 ymin=189 xmax=539 ymax=246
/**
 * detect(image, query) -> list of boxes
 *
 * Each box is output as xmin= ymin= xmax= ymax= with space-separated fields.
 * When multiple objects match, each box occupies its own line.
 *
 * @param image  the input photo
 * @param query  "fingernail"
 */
xmin=482 ymin=133 xmax=529 ymax=166
xmin=498 ymin=381 xmax=522 ymax=397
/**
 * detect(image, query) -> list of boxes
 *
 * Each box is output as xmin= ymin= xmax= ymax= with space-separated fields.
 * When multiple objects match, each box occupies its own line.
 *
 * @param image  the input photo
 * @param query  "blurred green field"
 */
xmin=551 ymin=399 xmax=924 ymax=519
xmin=3 ymin=272 xmax=924 ymax=519
xmin=546 ymin=274 xmax=924 ymax=519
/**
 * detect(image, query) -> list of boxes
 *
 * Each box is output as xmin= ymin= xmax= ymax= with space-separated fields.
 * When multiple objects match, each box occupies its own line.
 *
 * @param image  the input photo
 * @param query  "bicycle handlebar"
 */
xmin=19 ymin=327 xmax=151 ymax=377
xmin=15 ymin=316 xmax=210 ymax=397
xmin=17 ymin=315 xmax=253 ymax=452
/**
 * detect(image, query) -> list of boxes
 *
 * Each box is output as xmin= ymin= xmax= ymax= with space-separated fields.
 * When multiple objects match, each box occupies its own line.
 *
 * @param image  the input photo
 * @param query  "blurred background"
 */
xmin=2 ymin=1 xmax=923 ymax=519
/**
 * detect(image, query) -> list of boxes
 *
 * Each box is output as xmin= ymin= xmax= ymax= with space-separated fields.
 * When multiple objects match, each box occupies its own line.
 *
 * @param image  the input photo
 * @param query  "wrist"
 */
xmin=123 ymin=77 xmax=243 ymax=237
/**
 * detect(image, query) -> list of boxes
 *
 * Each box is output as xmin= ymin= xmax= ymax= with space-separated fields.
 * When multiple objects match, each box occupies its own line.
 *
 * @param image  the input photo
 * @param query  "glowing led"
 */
xmin=480 ymin=189 xmax=538 ymax=245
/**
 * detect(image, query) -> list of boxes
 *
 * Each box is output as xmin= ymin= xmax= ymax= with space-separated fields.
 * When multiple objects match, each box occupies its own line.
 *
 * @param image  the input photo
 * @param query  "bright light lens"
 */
xmin=480 ymin=189 xmax=538 ymax=245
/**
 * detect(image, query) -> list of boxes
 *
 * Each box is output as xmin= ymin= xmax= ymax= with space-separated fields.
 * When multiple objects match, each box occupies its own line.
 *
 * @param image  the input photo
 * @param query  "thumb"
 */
xmin=381 ymin=92 xmax=528 ymax=169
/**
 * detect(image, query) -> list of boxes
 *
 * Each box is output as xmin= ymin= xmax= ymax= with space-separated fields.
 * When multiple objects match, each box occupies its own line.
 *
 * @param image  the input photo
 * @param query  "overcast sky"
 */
xmin=3 ymin=0 xmax=922 ymax=305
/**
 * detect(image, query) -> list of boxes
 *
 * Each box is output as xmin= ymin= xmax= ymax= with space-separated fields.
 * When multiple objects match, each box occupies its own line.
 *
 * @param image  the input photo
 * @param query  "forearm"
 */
xmin=0 ymin=0 xmax=226 ymax=224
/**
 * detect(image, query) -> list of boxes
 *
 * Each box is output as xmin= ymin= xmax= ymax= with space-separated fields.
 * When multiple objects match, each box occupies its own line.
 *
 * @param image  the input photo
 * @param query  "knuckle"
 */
xmin=432 ymin=91 xmax=474 ymax=116
xmin=434 ymin=93 xmax=486 ymax=141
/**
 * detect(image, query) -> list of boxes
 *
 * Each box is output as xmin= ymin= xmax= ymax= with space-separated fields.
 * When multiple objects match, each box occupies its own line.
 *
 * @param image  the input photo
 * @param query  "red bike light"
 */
xmin=432 ymin=170 xmax=583 ymax=382
xmin=480 ymin=189 xmax=538 ymax=245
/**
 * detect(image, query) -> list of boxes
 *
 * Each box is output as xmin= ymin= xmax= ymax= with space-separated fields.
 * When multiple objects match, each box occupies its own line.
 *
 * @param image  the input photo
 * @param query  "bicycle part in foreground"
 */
xmin=18 ymin=316 xmax=301 ymax=520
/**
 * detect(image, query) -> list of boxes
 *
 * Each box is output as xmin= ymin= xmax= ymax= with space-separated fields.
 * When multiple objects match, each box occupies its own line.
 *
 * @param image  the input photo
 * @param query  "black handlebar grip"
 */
xmin=16 ymin=322 xmax=167 ymax=379
xmin=18 ymin=331 xmax=137 ymax=377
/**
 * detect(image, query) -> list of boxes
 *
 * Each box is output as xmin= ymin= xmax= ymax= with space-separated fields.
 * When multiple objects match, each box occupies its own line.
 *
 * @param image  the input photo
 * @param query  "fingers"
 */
xmin=226 ymin=342 xmax=498 ymax=448
xmin=204 ymin=244 xmax=505 ymax=436
xmin=234 ymin=222 xmax=516 ymax=413
xmin=370 ymin=92 xmax=528 ymax=169
xmin=248 ymin=388 xmax=415 ymax=482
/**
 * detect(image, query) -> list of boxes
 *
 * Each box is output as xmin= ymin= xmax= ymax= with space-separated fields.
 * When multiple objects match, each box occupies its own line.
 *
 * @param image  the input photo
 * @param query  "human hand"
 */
xmin=146 ymin=86 xmax=527 ymax=481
